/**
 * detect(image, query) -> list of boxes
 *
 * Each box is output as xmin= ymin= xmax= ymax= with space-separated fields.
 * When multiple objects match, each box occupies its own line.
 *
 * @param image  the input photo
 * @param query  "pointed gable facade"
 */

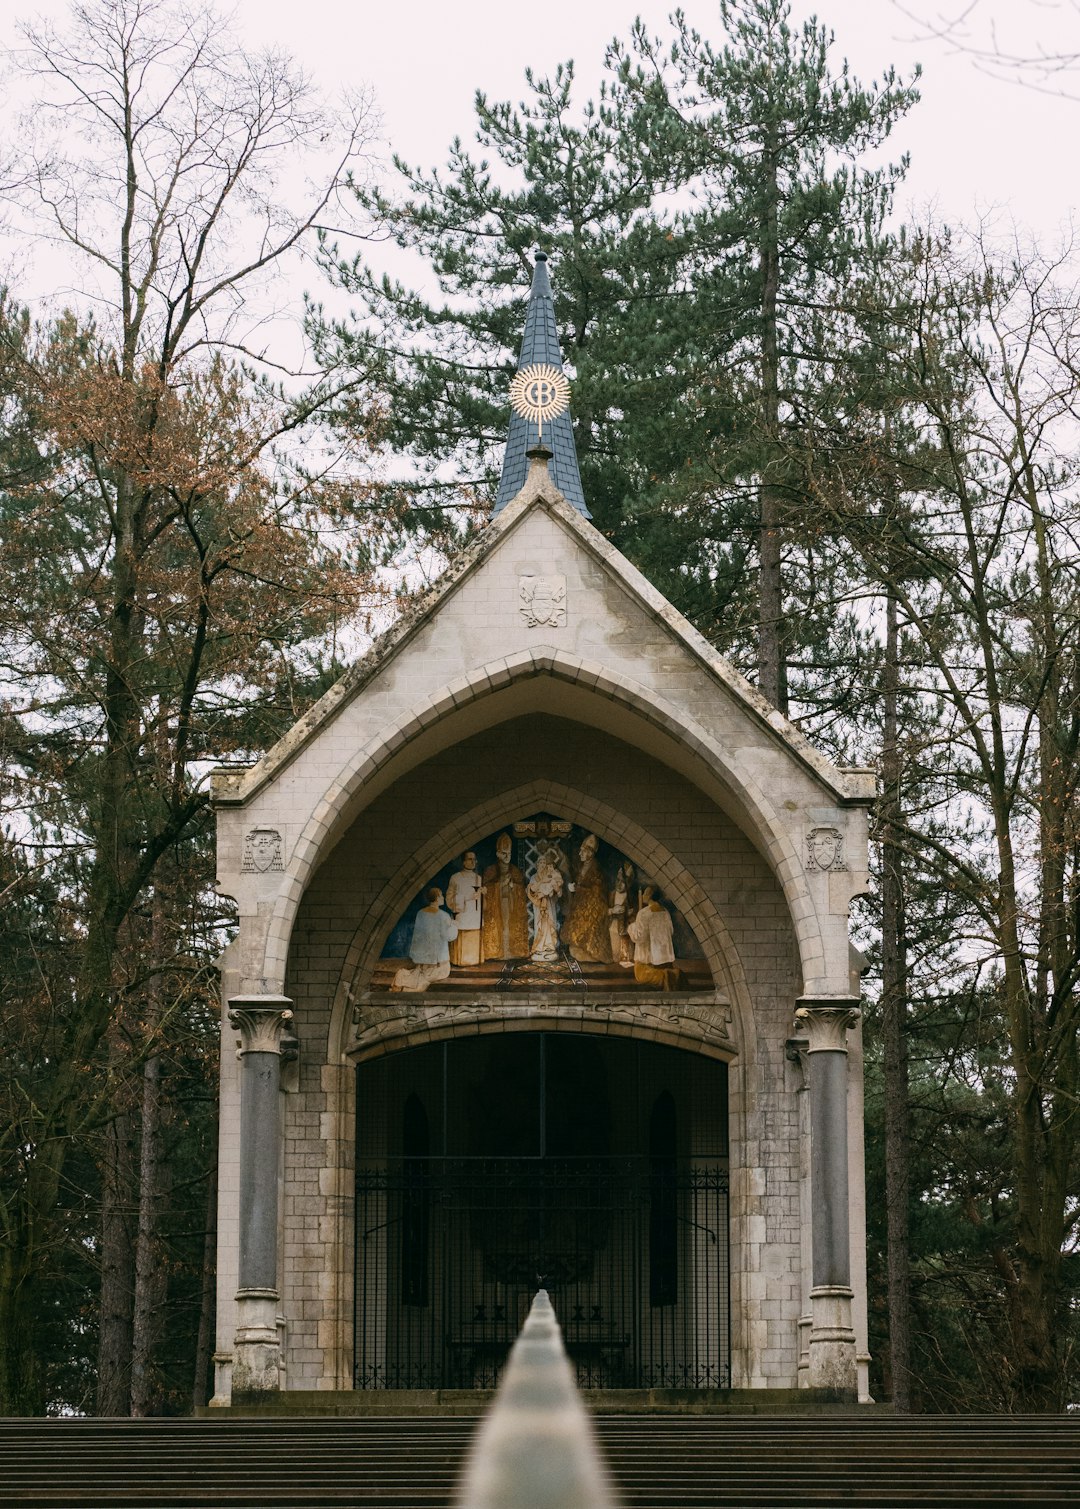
xmin=210 ymin=258 xmax=875 ymax=1409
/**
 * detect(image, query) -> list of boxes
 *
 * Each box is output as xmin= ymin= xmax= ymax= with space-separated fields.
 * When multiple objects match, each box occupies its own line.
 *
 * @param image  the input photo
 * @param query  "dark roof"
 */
xmin=492 ymin=253 xmax=590 ymax=518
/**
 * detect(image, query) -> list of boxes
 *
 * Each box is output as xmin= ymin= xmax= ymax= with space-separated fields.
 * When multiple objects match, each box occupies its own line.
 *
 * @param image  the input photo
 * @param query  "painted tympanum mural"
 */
xmin=374 ymin=815 xmax=710 ymax=993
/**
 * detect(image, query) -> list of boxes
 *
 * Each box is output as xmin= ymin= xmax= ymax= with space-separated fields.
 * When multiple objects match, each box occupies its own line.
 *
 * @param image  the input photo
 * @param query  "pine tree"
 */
xmin=320 ymin=2 xmax=918 ymax=712
xmin=609 ymin=0 xmax=918 ymax=709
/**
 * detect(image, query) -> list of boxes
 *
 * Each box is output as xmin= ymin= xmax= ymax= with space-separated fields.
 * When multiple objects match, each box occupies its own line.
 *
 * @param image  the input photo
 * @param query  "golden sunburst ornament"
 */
xmin=509 ymin=363 xmax=571 ymax=442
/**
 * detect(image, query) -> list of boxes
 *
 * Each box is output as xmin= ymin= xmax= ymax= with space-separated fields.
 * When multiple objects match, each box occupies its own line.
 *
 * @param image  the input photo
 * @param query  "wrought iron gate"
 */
xmin=354 ymin=1156 xmax=729 ymax=1390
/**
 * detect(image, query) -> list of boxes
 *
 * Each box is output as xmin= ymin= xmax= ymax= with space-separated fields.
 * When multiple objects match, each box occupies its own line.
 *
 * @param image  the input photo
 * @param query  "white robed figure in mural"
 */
xmin=391 ymin=887 xmax=459 ymax=992
xmin=526 ymin=848 xmax=565 ymax=961
xmin=445 ymin=851 xmax=483 ymax=966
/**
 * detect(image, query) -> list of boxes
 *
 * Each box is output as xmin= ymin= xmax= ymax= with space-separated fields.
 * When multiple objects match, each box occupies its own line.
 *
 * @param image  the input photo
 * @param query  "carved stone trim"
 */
xmin=228 ymin=995 xmax=295 ymax=1056
xmin=793 ymin=999 xmax=860 ymax=1053
xmin=785 ymin=1036 xmax=810 ymax=1089
xmin=349 ymin=998 xmax=735 ymax=1062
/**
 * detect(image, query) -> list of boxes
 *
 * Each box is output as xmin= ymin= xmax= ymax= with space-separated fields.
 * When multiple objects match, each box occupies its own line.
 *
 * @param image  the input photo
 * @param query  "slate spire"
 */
xmin=493 ymin=252 xmax=590 ymax=518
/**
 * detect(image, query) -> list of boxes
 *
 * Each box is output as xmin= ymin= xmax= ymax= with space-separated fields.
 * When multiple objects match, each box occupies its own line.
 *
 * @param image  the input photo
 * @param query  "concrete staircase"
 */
xmin=1 ymin=1413 xmax=1078 ymax=1507
xmin=599 ymin=1416 xmax=1080 ymax=1505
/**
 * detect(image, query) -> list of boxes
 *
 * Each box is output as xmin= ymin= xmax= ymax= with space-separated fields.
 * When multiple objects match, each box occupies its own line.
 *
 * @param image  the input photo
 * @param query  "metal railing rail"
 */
xmin=454 ymin=1289 xmax=623 ymax=1509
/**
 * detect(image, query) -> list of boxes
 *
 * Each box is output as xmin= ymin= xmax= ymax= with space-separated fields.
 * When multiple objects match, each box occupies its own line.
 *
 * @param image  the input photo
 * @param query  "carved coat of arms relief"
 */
xmin=518 ymin=574 xmax=567 ymax=628
xmin=242 ymin=826 xmax=285 ymax=873
xmin=805 ymin=825 xmax=846 ymax=872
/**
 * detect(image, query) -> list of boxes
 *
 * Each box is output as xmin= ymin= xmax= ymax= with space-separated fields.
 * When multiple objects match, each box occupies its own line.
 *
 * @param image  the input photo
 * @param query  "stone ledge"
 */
xmin=204 ymin=1386 xmax=862 ymax=1417
xmin=354 ymin=990 xmax=730 ymax=1008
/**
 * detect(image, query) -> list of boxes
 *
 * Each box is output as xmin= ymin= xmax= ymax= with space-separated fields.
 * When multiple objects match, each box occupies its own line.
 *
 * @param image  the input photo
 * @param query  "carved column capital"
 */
xmin=228 ymin=995 xmax=295 ymax=1057
xmin=793 ymin=998 xmax=861 ymax=1053
xmin=785 ymin=1036 xmax=811 ymax=1090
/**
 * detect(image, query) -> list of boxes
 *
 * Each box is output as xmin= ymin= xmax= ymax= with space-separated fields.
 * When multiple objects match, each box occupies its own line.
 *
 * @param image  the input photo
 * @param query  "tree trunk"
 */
xmin=191 ymin=1158 xmax=218 ymax=1412
xmin=0 ymin=1237 xmax=43 ymax=1415
xmin=758 ymin=133 xmax=786 ymax=713
xmin=982 ymin=653 xmax=1060 ymax=1408
xmin=130 ymin=886 xmax=169 ymax=1417
xmin=881 ymin=586 xmax=913 ymax=1411
xmin=96 ymin=1101 xmax=136 ymax=1415
xmin=1027 ymin=473 xmax=1075 ymax=1411
xmin=129 ymin=1049 xmax=166 ymax=1415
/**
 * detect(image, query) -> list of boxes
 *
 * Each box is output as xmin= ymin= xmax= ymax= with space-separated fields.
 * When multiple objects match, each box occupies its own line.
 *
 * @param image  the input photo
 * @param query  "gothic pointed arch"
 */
xmin=260 ymin=650 xmax=824 ymax=997
xmin=323 ymin=779 xmax=753 ymax=1069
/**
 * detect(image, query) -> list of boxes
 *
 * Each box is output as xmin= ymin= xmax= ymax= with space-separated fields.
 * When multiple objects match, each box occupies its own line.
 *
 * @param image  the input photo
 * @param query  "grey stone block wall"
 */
xmin=277 ymin=717 xmax=804 ymax=1390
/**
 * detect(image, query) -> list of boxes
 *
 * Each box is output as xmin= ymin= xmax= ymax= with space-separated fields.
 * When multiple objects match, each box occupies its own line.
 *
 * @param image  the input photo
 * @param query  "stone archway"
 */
xmin=326 ymin=778 xmax=753 ymax=1066
xmin=256 ymin=650 xmax=826 ymax=996
xmin=309 ymin=776 xmax=766 ymax=1397
xmin=352 ymin=1030 xmax=732 ymax=1393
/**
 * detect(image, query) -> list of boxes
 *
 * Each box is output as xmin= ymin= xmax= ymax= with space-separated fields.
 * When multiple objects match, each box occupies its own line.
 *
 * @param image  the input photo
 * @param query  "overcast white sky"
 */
xmin=4 ymin=0 xmax=1078 ymax=313
xmin=243 ymin=0 xmax=1078 ymax=244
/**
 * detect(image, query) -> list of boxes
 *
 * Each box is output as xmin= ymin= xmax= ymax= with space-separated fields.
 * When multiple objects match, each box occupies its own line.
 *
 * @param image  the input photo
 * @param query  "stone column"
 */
xmin=793 ymin=998 xmax=860 ymax=1396
xmin=784 ymin=1036 xmax=813 ymax=1386
xmin=227 ymin=995 xmax=295 ymax=1397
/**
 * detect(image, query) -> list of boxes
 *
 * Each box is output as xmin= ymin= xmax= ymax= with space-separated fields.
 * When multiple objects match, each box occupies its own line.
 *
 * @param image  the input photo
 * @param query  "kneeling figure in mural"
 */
xmin=628 ymin=887 xmax=686 ymax=991
xmin=391 ymin=887 xmax=458 ymax=992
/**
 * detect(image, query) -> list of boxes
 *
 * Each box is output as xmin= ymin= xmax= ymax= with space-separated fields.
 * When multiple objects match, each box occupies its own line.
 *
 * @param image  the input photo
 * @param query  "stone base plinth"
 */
xmin=231 ymin=1288 xmax=281 ymax=1398
xmin=807 ymin=1285 xmax=857 ymax=1396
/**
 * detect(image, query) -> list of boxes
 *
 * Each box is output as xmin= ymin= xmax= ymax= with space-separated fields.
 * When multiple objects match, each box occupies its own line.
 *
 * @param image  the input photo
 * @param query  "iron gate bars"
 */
xmin=355 ymin=1157 xmax=730 ymax=1391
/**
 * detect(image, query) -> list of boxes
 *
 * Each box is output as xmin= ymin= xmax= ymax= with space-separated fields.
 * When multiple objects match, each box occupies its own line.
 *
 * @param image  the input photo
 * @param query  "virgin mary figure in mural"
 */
xmin=526 ymin=848 xmax=564 ymax=961
xmin=560 ymin=832 xmax=612 ymax=963
xmin=481 ymin=833 xmax=530 ymax=959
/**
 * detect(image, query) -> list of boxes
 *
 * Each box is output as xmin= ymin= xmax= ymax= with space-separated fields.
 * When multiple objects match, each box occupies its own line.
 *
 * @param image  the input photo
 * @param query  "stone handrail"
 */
xmin=454 ymin=1289 xmax=622 ymax=1509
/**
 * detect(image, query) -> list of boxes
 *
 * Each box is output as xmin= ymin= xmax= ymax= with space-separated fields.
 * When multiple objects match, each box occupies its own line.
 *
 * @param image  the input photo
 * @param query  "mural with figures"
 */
xmin=374 ymin=814 xmax=711 ymax=993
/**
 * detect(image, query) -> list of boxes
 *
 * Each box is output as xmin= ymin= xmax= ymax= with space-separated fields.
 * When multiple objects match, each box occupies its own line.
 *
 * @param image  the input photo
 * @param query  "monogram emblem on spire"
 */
xmin=509 ymin=363 xmax=571 ymax=442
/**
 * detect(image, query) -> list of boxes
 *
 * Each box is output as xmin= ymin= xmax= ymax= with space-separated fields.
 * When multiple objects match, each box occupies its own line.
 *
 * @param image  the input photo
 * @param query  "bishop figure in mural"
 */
xmin=481 ymin=832 xmax=529 ymax=959
xmin=560 ymin=832 xmax=612 ymax=962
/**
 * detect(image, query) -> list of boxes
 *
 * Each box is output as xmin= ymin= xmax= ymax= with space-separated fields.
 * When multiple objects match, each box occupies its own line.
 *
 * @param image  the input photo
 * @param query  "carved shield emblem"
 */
xmin=519 ymin=574 xmax=566 ymax=628
xmin=243 ymin=826 xmax=284 ymax=873
xmin=806 ymin=826 xmax=846 ymax=872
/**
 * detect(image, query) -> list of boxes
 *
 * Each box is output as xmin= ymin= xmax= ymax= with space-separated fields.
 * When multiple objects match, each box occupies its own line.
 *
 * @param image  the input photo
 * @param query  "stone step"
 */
xmin=0 ymin=1414 xmax=1077 ymax=1507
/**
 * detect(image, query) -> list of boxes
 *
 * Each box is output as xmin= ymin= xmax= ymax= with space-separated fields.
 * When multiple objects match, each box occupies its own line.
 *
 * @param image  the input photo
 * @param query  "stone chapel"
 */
xmin=209 ymin=252 xmax=875 ymax=1408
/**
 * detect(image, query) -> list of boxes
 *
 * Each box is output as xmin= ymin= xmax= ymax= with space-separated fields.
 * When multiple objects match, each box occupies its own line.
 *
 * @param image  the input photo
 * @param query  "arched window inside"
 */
xmin=402 ymin=1093 xmax=429 ymax=1306
xmin=649 ymin=1090 xmax=678 ymax=1306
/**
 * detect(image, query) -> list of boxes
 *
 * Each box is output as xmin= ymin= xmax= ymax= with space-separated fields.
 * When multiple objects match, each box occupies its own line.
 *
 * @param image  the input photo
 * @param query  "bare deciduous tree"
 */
xmin=820 ymin=225 xmax=1080 ymax=1407
xmin=894 ymin=0 xmax=1080 ymax=100
xmin=0 ymin=0 xmax=386 ymax=1416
